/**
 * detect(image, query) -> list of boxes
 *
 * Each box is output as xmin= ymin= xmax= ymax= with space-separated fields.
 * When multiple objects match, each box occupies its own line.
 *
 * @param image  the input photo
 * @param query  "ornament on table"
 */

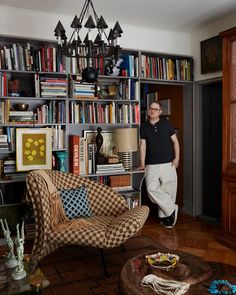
xmin=0 ymin=219 xmax=17 ymax=268
xmin=12 ymin=222 xmax=26 ymax=280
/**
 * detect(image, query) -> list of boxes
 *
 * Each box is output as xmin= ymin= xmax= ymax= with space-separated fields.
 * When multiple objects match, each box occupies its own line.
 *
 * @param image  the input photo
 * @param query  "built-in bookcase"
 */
xmin=0 ymin=34 xmax=194 ymax=237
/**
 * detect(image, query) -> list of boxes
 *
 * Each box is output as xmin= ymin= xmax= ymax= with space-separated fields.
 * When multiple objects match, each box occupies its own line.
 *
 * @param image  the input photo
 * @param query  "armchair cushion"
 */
xmin=59 ymin=186 xmax=91 ymax=219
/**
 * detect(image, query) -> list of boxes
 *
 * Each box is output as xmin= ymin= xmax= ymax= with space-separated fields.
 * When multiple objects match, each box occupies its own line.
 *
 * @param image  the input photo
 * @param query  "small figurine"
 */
xmin=12 ymin=222 xmax=26 ymax=280
xmin=95 ymin=127 xmax=106 ymax=165
xmin=105 ymin=58 xmax=124 ymax=76
xmin=0 ymin=219 xmax=17 ymax=268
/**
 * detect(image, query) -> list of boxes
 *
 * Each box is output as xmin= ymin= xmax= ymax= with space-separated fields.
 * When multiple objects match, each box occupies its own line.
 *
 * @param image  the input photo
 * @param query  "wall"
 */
xmin=0 ymin=5 xmax=191 ymax=56
xmin=191 ymin=11 xmax=236 ymax=81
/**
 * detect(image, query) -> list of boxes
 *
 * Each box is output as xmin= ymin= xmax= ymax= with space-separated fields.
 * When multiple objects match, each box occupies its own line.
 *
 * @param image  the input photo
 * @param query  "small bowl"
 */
xmin=14 ymin=103 xmax=29 ymax=111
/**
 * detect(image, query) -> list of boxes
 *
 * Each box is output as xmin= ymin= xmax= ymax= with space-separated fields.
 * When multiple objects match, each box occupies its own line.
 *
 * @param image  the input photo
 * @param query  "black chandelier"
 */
xmin=54 ymin=0 xmax=123 ymax=82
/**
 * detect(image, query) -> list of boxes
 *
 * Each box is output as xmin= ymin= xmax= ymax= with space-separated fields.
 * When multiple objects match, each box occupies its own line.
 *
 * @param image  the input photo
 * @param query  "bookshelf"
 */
xmin=0 ymin=35 xmax=194 ymax=236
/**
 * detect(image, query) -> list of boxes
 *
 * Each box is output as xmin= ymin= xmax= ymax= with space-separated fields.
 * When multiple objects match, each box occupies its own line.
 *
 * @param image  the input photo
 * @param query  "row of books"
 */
xmin=0 ymin=43 xmax=65 ymax=72
xmin=0 ymin=43 xmax=139 ymax=79
xmin=0 ymin=125 xmax=65 ymax=153
xmin=141 ymin=55 xmax=192 ymax=81
xmin=69 ymin=101 xmax=140 ymax=124
xmin=0 ymin=100 xmax=66 ymax=124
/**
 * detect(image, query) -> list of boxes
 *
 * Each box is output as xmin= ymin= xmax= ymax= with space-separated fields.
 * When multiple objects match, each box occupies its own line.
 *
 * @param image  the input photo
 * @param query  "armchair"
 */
xmin=26 ymin=170 xmax=149 ymax=270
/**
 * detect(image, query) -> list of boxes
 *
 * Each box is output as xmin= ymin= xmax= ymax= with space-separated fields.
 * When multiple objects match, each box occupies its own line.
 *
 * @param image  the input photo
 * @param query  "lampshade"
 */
xmin=115 ymin=128 xmax=138 ymax=170
xmin=115 ymin=128 xmax=138 ymax=152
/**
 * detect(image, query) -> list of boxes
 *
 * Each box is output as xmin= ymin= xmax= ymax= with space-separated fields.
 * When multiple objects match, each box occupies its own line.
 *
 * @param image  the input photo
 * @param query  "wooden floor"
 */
xmin=141 ymin=212 xmax=236 ymax=267
xmin=0 ymin=213 xmax=236 ymax=268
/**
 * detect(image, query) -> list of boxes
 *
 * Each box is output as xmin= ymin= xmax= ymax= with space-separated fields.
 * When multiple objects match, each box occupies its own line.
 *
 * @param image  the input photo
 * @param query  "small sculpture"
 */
xmin=95 ymin=127 xmax=106 ymax=165
xmin=0 ymin=219 xmax=17 ymax=268
xmin=12 ymin=222 xmax=26 ymax=280
xmin=105 ymin=58 xmax=124 ymax=76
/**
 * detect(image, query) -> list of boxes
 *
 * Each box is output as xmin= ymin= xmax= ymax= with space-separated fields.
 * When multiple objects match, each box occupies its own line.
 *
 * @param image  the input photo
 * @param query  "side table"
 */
xmin=120 ymin=250 xmax=236 ymax=295
xmin=0 ymin=257 xmax=49 ymax=294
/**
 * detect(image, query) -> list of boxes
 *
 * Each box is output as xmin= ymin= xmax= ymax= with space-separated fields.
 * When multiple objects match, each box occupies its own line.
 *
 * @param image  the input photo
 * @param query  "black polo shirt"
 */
xmin=140 ymin=118 xmax=175 ymax=165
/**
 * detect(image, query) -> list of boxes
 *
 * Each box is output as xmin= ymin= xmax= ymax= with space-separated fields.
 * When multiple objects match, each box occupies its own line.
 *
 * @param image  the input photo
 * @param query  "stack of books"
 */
xmin=40 ymin=77 xmax=67 ymax=97
xmin=9 ymin=111 xmax=34 ymax=123
xmin=71 ymin=81 xmax=96 ymax=99
xmin=0 ymin=134 xmax=9 ymax=151
xmin=96 ymin=163 xmax=125 ymax=174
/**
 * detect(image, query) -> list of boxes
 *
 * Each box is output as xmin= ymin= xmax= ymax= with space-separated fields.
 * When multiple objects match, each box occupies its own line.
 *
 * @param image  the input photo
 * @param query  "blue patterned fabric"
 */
xmin=59 ymin=186 xmax=91 ymax=219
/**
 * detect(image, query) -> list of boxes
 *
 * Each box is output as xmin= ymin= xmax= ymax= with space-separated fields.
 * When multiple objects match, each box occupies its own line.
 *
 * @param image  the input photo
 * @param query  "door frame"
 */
xmin=193 ymin=77 xmax=222 ymax=216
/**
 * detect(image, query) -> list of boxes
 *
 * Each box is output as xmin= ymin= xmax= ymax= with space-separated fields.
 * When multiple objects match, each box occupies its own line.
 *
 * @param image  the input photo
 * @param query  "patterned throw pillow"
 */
xmin=59 ymin=186 xmax=91 ymax=219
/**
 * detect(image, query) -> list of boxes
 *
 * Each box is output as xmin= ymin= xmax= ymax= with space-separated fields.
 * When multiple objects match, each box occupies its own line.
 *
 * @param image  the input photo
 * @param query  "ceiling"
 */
xmin=0 ymin=0 xmax=236 ymax=32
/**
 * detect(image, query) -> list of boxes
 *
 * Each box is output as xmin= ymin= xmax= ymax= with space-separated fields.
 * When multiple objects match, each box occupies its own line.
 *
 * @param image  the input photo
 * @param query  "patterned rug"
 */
xmin=39 ymin=235 xmax=236 ymax=295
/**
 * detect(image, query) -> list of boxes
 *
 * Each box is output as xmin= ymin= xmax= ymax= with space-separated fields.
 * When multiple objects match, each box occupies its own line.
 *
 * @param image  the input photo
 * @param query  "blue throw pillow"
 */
xmin=59 ymin=186 xmax=91 ymax=219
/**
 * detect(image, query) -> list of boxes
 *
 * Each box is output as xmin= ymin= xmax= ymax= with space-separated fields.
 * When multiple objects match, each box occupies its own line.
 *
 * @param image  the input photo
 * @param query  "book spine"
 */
xmin=69 ymin=135 xmax=80 ymax=175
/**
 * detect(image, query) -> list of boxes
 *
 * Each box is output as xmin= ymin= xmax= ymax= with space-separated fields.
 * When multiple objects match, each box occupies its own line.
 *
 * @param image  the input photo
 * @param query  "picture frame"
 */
xmin=83 ymin=129 xmax=116 ymax=157
xmin=16 ymin=128 xmax=52 ymax=171
xmin=160 ymin=99 xmax=171 ymax=116
xmin=99 ymin=85 xmax=117 ymax=99
xmin=201 ymin=35 xmax=222 ymax=74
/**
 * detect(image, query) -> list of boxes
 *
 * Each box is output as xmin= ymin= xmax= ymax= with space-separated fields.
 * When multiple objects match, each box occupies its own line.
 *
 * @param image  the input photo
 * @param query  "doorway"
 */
xmin=202 ymin=81 xmax=222 ymax=219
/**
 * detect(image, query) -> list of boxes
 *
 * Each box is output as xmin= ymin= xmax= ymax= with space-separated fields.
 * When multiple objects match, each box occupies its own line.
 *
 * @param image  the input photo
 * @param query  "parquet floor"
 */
xmin=141 ymin=212 xmax=236 ymax=267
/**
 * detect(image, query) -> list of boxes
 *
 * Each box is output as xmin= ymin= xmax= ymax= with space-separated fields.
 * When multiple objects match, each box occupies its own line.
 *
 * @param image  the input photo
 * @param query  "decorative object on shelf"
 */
xmin=55 ymin=151 xmax=68 ymax=172
xmin=141 ymin=274 xmax=190 ymax=295
xmin=95 ymin=127 xmax=105 ymax=165
xmin=105 ymin=57 xmax=124 ymax=76
xmin=12 ymin=222 xmax=26 ymax=280
xmin=114 ymin=128 xmax=138 ymax=170
xmin=208 ymin=280 xmax=236 ymax=295
xmin=16 ymin=128 xmax=52 ymax=171
xmin=201 ymin=35 xmax=222 ymax=74
xmin=159 ymin=99 xmax=171 ymax=116
xmin=84 ymin=129 xmax=116 ymax=158
xmin=14 ymin=103 xmax=29 ymax=111
xmin=145 ymin=252 xmax=179 ymax=271
xmin=54 ymin=0 xmax=123 ymax=83
xmin=0 ymin=219 xmax=17 ymax=268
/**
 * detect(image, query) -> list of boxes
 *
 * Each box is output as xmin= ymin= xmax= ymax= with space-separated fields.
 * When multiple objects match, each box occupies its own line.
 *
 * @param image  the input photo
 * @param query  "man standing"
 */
xmin=139 ymin=101 xmax=180 ymax=228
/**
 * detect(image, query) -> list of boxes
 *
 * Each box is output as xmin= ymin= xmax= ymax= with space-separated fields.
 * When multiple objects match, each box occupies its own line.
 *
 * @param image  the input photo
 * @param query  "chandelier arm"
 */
xmin=89 ymin=0 xmax=100 ymax=23
xmin=78 ymin=0 xmax=90 ymax=23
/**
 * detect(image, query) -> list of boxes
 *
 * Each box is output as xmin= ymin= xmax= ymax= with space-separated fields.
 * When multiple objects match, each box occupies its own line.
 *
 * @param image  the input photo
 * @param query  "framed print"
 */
xmin=16 ymin=128 xmax=52 ymax=171
xmin=160 ymin=99 xmax=171 ymax=116
xmin=83 ymin=129 xmax=116 ymax=157
xmin=201 ymin=35 xmax=222 ymax=74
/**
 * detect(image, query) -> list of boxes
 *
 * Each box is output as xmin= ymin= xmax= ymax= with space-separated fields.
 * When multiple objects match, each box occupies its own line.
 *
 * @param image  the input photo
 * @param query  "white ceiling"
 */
xmin=0 ymin=0 xmax=236 ymax=32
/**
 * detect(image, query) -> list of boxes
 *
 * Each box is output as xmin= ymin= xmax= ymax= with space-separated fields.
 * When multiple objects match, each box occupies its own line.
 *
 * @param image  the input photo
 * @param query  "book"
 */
xmin=69 ymin=135 xmax=80 ymax=175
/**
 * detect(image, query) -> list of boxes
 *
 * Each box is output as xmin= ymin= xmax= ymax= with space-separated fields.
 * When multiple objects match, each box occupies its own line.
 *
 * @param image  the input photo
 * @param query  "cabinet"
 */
xmin=220 ymin=26 xmax=236 ymax=247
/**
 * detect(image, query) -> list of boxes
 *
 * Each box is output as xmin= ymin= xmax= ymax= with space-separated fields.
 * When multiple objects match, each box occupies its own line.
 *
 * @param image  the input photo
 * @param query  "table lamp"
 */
xmin=114 ymin=128 xmax=138 ymax=170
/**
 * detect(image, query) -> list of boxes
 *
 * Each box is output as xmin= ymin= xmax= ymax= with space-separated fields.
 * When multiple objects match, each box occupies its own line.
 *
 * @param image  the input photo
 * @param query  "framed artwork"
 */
xmin=160 ymin=99 xmax=171 ymax=116
xmin=83 ymin=129 xmax=116 ymax=157
xmin=201 ymin=35 xmax=222 ymax=74
xmin=16 ymin=128 xmax=52 ymax=171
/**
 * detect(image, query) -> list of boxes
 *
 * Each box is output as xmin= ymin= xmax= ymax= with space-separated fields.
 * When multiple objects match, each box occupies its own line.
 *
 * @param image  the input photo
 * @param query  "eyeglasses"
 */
xmin=149 ymin=107 xmax=161 ymax=112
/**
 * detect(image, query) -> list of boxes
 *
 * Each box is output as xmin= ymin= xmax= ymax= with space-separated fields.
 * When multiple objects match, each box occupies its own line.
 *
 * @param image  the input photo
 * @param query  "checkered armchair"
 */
xmin=26 ymin=170 xmax=149 ymax=267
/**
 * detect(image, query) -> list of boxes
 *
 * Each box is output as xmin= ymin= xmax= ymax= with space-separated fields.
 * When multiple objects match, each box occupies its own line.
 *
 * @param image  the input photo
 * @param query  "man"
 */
xmin=139 ymin=101 xmax=180 ymax=228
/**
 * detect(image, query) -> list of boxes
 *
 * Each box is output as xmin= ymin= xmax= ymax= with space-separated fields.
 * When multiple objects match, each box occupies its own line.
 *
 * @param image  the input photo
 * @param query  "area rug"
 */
xmin=38 ymin=235 xmax=236 ymax=295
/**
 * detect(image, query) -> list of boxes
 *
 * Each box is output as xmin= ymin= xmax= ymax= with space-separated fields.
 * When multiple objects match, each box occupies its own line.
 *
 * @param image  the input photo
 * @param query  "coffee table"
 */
xmin=0 ymin=257 xmax=49 ymax=295
xmin=120 ymin=250 xmax=236 ymax=294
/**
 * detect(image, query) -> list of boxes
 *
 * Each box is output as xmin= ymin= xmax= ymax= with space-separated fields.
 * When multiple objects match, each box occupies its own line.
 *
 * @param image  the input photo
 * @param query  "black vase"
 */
xmin=81 ymin=67 xmax=98 ymax=83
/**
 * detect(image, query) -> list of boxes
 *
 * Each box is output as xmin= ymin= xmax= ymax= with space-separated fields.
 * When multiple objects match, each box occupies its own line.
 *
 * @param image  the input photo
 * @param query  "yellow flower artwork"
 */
xmin=16 ymin=128 xmax=52 ymax=171
xmin=22 ymin=133 xmax=47 ymax=165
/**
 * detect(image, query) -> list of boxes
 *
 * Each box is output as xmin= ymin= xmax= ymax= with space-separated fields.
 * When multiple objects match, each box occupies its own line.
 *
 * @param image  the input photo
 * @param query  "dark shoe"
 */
xmin=160 ymin=217 xmax=173 ymax=229
xmin=168 ymin=205 xmax=178 ymax=227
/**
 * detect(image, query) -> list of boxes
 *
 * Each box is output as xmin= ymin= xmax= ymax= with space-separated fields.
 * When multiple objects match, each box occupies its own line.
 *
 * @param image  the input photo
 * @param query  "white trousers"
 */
xmin=145 ymin=163 xmax=177 ymax=218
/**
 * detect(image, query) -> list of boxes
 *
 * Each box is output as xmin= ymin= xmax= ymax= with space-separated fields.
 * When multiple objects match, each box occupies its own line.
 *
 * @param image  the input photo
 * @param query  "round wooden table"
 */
xmin=120 ymin=250 xmax=236 ymax=294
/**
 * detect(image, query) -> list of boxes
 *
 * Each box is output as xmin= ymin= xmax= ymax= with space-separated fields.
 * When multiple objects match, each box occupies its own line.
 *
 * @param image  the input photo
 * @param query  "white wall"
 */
xmin=191 ymin=11 xmax=236 ymax=81
xmin=0 ymin=5 xmax=191 ymax=56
